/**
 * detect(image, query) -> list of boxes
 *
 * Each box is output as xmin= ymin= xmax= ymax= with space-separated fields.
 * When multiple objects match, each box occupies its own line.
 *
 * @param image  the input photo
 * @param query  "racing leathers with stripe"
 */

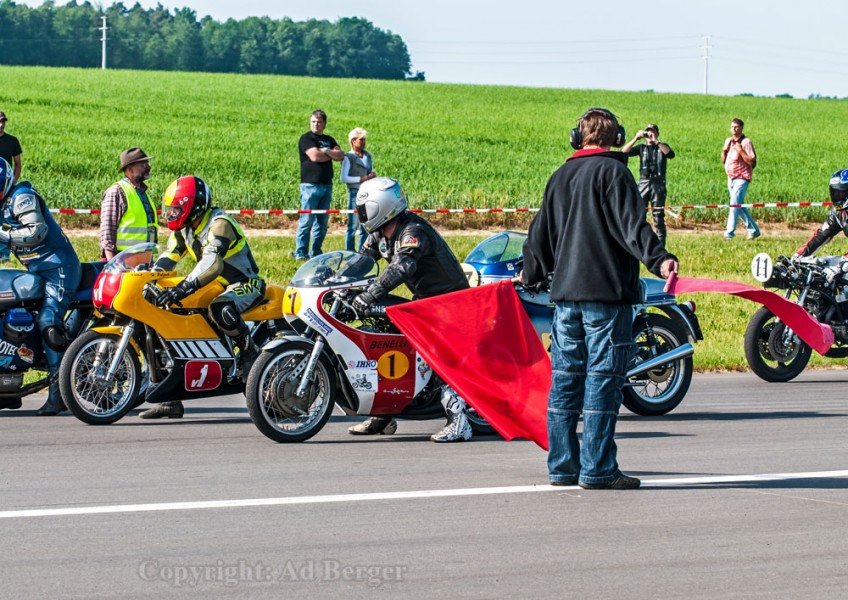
xmin=794 ymin=209 xmax=848 ymax=258
xmin=155 ymin=208 xmax=265 ymax=339
xmin=0 ymin=181 xmax=82 ymax=409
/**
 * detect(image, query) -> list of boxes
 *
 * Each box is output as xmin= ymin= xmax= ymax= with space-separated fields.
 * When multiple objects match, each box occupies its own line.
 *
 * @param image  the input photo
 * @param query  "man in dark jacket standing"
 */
xmin=522 ymin=108 xmax=678 ymax=490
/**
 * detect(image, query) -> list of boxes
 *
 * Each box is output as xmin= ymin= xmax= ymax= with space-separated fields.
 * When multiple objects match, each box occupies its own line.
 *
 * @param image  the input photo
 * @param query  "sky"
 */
xmin=19 ymin=0 xmax=848 ymax=98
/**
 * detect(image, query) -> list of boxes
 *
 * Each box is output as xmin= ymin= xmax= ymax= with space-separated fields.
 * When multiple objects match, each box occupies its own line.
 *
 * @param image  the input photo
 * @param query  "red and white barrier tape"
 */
xmin=47 ymin=202 xmax=834 ymax=216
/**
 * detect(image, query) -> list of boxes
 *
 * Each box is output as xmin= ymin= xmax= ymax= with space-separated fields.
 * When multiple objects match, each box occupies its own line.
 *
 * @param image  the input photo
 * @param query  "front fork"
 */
xmin=294 ymin=296 xmax=342 ymax=397
xmin=94 ymin=322 xmax=136 ymax=383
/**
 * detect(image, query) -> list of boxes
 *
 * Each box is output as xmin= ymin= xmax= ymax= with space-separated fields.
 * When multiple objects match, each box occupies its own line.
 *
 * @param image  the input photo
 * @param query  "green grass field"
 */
xmin=56 ymin=225 xmax=847 ymax=373
xmin=3 ymin=65 xmax=848 ymax=223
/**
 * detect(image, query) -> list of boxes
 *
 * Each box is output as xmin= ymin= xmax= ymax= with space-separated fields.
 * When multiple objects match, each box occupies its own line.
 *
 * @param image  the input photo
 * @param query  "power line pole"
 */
xmin=99 ymin=15 xmax=108 ymax=69
xmin=702 ymin=35 xmax=712 ymax=94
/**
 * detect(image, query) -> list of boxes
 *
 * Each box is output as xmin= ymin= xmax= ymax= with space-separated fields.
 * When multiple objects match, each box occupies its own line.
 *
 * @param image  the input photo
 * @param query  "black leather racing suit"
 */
xmin=795 ymin=209 xmax=848 ymax=258
xmin=359 ymin=211 xmax=469 ymax=301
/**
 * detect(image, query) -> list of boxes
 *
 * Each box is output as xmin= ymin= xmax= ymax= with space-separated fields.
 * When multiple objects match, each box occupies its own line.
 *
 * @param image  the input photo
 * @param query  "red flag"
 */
xmin=386 ymin=281 xmax=550 ymax=450
xmin=665 ymin=274 xmax=834 ymax=355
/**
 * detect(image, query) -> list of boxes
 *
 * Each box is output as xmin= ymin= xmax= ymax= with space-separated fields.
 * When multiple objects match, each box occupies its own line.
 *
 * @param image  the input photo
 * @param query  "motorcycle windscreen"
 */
xmin=387 ymin=280 xmax=550 ymax=450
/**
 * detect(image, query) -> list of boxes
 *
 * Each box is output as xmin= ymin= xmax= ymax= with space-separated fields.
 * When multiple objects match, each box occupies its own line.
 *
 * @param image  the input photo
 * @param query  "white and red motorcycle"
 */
xmin=245 ymin=251 xmax=492 ymax=443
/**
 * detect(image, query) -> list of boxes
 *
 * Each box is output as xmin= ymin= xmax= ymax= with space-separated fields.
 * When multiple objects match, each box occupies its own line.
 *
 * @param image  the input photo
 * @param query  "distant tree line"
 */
xmin=0 ymin=1 xmax=423 ymax=80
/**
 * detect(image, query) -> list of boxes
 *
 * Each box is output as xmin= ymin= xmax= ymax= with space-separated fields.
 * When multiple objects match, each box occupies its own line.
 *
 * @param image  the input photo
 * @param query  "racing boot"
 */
xmin=348 ymin=417 xmax=398 ymax=435
xmin=36 ymin=371 xmax=66 ymax=416
xmin=431 ymin=386 xmax=472 ymax=443
xmin=0 ymin=398 xmax=23 ymax=410
xmin=236 ymin=332 xmax=260 ymax=380
xmin=139 ymin=401 xmax=184 ymax=419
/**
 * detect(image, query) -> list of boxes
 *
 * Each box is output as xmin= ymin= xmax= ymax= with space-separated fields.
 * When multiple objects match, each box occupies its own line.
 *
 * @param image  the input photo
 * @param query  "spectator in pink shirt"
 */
xmin=722 ymin=118 xmax=760 ymax=240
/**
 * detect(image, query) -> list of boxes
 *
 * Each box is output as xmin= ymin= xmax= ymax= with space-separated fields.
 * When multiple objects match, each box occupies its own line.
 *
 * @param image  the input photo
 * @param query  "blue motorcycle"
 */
xmin=462 ymin=231 xmax=702 ymax=416
xmin=0 ymin=261 xmax=104 ymax=410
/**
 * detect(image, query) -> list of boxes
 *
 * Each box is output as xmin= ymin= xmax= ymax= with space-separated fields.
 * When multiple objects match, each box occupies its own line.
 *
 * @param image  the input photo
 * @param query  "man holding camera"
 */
xmin=622 ymin=123 xmax=675 ymax=243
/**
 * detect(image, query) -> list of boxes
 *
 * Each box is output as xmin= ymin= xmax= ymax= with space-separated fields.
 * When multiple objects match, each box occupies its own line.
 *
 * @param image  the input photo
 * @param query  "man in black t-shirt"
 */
xmin=293 ymin=109 xmax=344 ymax=260
xmin=0 ymin=111 xmax=21 ymax=261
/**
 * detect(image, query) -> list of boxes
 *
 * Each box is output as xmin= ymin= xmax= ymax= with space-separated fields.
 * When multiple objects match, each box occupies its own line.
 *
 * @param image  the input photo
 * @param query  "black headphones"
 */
xmin=569 ymin=107 xmax=626 ymax=150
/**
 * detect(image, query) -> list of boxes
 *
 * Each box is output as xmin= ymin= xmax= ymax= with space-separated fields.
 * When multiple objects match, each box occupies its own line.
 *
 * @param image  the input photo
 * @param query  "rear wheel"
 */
xmin=59 ymin=330 xmax=142 ymax=425
xmin=623 ymin=314 xmax=693 ymax=416
xmin=466 ymin=406 xmax=497 ymax=435
xmin=245 ymin=341 xmax=336 ymax=443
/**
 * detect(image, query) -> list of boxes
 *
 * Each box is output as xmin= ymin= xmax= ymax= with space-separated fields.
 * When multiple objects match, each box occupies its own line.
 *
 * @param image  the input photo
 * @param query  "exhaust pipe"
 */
xmin=627 ymin=343 xmax=694 ymax=379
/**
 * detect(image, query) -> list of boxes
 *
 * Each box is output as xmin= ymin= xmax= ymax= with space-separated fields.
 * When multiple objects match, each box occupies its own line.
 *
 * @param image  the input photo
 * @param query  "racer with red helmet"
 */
xmin=139 ymin=176 xmax=264 ymax=419
xmin=794 ymin=169 xmax=848 ymax=283
xmin=348 ymin=177 xmax=473 ymax=442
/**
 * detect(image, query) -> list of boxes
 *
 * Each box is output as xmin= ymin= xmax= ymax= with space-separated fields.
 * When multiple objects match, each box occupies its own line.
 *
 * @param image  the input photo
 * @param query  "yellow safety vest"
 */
xmin=116 ymin=179 xmax=158 ymax=251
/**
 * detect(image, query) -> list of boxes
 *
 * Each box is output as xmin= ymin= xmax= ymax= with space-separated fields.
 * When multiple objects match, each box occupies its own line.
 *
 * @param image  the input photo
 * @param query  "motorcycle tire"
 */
xmin=743 ymin=306 xmax=811 ymax=382
xmin=466 ymin=406 xmax=497 ymax=436
xmin=59 ymin=330 xmax=142 ymax=425
xmin=623 ymin=314 xmax=693 ymax=416
xmin=246 ymin=340 xmax=336 ymax=443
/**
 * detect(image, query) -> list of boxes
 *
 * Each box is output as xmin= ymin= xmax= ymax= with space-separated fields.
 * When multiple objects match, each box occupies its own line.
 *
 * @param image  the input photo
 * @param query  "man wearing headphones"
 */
xmin=522 ymin=108 xmax=678 ymax=490
xmin=622 ymin=123 xmax=675 ymax=243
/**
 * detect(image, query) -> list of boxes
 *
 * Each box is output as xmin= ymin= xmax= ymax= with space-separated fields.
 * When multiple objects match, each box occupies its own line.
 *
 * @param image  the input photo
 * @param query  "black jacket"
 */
xmin=522 ymin=149 xmax=675 ymax=304
xmin=795 ymin=209 xmax=848 ymax=257
xmin=362 ymin=211 xmax=469 ymax=300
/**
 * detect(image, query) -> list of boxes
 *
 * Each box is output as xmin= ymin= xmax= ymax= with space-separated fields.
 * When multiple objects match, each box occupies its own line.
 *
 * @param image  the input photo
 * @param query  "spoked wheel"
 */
xmin=59 ymin=330 xmax=142 ymax=425
xmin=744 ymin=306 xmax=811 ymax=382
xmin=623 ymin=314 xmax=693 ymax=416
xmin=466 ymin=406 xmax=497 ymax=435
xmin=245 ymin=341 xmax=336 ymax=443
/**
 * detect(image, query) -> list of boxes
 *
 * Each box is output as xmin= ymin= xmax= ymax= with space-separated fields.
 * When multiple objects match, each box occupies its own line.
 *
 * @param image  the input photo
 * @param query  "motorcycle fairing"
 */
xmin=184 ymin=360 xmax=223 ymax=392
xmin=291 ymin=286 xmax=431 ymax=415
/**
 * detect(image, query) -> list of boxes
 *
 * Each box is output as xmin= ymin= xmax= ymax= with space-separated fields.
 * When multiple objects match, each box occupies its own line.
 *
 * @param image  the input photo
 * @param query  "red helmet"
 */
xmin=163 ymin=176 xmax=211 ymax=231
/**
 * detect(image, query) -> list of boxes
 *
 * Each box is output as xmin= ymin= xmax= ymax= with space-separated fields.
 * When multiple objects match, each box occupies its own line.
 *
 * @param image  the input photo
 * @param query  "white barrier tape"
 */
xmin=47 ymin=202 xmax=834 ymax=216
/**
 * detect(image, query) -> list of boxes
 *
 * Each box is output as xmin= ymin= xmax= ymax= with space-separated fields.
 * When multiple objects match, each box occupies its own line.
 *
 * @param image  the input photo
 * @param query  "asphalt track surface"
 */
xmin=1 ymin=370 xmax=847 ymax=599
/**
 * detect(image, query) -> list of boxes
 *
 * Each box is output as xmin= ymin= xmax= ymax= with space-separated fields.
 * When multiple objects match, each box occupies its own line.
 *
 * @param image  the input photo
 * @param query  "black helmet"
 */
xmin=829 ymin=169 xmax=848 ymax=210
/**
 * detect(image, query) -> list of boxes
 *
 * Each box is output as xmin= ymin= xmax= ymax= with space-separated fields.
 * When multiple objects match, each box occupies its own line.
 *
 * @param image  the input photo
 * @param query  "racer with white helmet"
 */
xmin=349 ymin=177 xmax=473 ymax=442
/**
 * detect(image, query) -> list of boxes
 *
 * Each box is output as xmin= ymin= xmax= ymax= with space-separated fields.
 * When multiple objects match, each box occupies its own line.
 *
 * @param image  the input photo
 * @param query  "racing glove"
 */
xmin=351 ymin=291 xmax=377 ymax=314
xmin=155 ymin=278 xmax=198 ymax=307
xmin=0 ymin=223 xmax=11 ymax=245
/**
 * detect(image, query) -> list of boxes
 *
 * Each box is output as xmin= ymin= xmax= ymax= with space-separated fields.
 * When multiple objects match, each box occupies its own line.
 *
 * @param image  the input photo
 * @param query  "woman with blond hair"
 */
xmin=340 ymin=127 xmax=376 ymax=251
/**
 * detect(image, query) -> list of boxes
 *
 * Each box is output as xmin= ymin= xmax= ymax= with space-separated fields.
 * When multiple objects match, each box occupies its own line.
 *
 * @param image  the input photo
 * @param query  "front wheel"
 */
xmin=744 ymin=306 xmax=811 ymax=382
xmin=59 ymin=330 xmax=142 ymax=425
xmin=245 ymin=341 xmax=336 ymax=443
xmin=623 ymin=314 xmax=693 ymax=416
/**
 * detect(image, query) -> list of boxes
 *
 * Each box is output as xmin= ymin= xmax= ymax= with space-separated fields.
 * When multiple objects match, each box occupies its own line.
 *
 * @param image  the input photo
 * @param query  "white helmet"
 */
xmin=355 ymin=177 xmax=407 ymax=233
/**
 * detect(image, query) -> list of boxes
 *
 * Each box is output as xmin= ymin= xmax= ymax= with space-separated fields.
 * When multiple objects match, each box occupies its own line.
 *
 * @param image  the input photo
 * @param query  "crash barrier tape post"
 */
xmin=45 ymin=202 xmax=837 ymax=216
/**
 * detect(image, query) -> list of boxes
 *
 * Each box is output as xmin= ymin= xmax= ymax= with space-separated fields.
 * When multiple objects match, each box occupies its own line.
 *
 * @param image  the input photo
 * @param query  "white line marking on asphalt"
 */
xmin=2 ymin=469 xmax=847 ymax=520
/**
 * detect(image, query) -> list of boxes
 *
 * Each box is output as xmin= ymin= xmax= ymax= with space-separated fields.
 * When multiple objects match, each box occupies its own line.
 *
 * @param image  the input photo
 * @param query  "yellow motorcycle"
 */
xmin=59 ymin=243 xmax=287 ymax=424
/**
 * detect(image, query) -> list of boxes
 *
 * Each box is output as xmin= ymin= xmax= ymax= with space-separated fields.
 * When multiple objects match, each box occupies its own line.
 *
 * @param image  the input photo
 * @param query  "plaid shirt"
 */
xmin=724 ymin=136 xmax=755 ymax=181
xmin=99 ymin=178 xmax=148 ymax=258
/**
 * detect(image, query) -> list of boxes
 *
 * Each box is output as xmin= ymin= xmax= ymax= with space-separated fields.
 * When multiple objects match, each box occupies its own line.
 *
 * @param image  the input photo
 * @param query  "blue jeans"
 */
xmin=345 ymin=188 xmax=368 ymax=252
xmin=294 ymin=183 xmax=333 ymax=258
xmin=547 ymin=301 xmax=634 ymax=485
xmin=725 ymin=178 xmax=760 ymax=238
